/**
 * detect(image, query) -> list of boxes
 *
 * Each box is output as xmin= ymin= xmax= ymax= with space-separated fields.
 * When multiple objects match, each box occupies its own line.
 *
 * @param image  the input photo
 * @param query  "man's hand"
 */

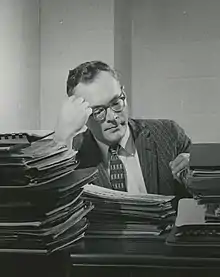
xmin=169 ymin=153 xmax=190 ymax=182
xmin=54 ymin=95 xmax=92 ymax=144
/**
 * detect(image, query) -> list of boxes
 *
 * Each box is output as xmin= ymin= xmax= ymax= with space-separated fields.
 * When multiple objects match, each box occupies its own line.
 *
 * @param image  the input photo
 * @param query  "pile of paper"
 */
xmin=0 ymin=138 xmax=97 ymax=254
xmin=82 ymin=184 xmax=176 ymax=238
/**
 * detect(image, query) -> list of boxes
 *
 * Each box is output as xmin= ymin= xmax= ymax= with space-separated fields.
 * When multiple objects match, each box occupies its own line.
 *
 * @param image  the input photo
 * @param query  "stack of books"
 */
xmin=82 ymin=184 xmax=176 ymax=238
xmin=0 ymin=135 xmax=97 ymax=254
xmin=187 ymin=143 xmax=220 ymax=196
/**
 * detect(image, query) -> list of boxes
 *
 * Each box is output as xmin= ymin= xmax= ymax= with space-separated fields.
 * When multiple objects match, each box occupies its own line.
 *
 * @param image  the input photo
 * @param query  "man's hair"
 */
xmin=66 ymin=60 xmax=119 ymax=96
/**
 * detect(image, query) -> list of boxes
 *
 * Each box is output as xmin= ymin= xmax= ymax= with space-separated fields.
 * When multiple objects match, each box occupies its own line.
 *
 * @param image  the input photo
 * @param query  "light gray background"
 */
xmin=1 ymin=0 xmax=220 ymax=143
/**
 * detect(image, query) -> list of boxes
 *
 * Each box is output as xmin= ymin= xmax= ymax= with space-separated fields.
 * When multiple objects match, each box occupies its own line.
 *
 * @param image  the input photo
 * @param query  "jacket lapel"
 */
xmin=75 ymin=131 xmax=112 ymax=189
xmin=129 ymin=119 xmax=159 ymax=194
xmin=93 ymin=162 xmax=112 ymax=189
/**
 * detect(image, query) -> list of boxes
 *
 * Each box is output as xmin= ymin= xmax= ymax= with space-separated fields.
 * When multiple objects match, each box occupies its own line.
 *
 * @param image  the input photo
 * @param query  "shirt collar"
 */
xmin=120 ymin=124 xmax=130 ymax=150
xmin=95 ymin=125 xmax=135 ymax=165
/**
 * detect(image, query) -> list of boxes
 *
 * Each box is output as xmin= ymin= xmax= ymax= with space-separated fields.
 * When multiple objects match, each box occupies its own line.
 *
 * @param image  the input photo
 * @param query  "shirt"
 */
xmin=95 ymin=126 xmax=147 ymax=194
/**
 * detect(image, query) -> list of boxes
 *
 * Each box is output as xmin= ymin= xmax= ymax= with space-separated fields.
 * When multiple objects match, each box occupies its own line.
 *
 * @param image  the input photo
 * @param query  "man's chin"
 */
xmin=104 ymin=129 xmax=125 ymax=144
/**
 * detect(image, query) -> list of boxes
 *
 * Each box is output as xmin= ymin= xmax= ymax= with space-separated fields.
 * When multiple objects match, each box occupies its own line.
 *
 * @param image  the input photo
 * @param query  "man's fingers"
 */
xmin=86 ymin=107 xmax=93 ymax=116
xmin=172 ymin=160 xmax=187 ymax=175
xmin=81 ymin=102 xmax=92 ymax=116
xmin=82 ymin=101 xmax=90 ymax=108
xmin=170 ymin=153 xmax=190 ymax=175
xmin=75 ymin=97 xmax=85 ymax=104
xmin=69 ymin=95 xmax=76 ymax=102
xmin=170 ymin=155 xmax=183 ymax=171
xmin=170 ymin=153 xmax=189 ymax=168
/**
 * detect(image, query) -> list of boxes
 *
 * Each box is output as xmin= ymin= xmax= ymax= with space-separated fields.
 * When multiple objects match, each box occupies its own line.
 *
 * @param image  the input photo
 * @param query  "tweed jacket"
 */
xmin=73 ymin=118 xmax=191 ymax=197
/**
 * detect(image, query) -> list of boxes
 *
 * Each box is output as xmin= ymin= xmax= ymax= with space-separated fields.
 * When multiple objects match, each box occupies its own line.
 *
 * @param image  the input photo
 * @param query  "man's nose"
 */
xmin=106 ymin=107 xmax=118 ymax=122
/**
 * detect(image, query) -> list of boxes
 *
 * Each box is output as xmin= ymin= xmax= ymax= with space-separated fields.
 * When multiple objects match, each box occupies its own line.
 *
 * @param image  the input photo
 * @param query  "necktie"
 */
xmin=109 ymin=144 xmax=127 ymax=191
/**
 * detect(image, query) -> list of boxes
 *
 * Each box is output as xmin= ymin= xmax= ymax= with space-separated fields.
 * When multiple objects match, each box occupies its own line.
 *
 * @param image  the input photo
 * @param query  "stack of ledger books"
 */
xmin=187 ymin=143 xmax=220 ymax=196
xmin=82 ymin=184 xmax=176 ymax=238
xmin=0 ymin=135 xmax=97 ymax=254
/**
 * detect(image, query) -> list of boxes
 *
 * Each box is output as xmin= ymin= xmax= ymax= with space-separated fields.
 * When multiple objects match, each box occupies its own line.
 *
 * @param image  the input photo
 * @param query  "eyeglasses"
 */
xmin=91 ymin=87 xmax=126 ymax=122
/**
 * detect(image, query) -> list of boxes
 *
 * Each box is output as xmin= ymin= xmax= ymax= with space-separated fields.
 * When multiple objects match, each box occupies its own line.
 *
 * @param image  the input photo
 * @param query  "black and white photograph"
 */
xmin=0 ymin=0 xmax=220 ymax=276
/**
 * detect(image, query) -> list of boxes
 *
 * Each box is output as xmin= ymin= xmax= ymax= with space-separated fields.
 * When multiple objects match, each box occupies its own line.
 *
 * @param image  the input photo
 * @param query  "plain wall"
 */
xmin=114 ymin=0 xmax=132 ymax=108
xmin=0 ymin=0 xmax=40 ymax=131
xmin=2 ymin=0 xmax=220 ymax=143
xmin=131 ymin=0 xmax=220 ymax=142
xmin=40 ymin=0 xmax=115 ymax=130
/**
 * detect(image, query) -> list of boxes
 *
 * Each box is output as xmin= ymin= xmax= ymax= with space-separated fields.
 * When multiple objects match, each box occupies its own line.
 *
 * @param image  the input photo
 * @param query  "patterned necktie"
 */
xmin=109 ymin=144 xmax=127 ymax=191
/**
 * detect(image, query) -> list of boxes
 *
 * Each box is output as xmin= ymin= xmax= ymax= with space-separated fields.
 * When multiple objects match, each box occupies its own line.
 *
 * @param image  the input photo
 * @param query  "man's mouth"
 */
xmin=105 ymin=122 xmax=125 ymax=131
xmin=105 ymin=125 xmax=119 ymax=131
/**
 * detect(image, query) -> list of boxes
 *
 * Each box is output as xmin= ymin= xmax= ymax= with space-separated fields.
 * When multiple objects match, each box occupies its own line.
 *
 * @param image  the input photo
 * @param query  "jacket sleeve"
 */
xmin=169 ymin=120 xmax=192 ymax=198
xmin=170 ymin=120 xmax=191 ymax=154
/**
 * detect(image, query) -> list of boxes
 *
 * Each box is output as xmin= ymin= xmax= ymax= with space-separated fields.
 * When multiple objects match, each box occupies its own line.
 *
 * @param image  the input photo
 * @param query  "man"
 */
xmin=55 ymin=61 xmax=191 ymax=197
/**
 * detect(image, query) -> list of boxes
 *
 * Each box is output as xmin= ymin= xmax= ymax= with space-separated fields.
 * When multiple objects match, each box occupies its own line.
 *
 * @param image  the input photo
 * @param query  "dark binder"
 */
xmin=189 ymin=143 xmax=220 ymax=170
xmin=187 ymin=143 xmax=220 ymax=196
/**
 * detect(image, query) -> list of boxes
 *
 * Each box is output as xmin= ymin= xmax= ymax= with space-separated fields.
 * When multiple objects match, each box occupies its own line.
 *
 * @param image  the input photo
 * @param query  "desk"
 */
xmin=0 ymin=252 xmax=71 ymax=277
xmin=70 ymin=235 xmax=220 ymax=277
xmin=1 ymin=235 xmax=220 ymax=277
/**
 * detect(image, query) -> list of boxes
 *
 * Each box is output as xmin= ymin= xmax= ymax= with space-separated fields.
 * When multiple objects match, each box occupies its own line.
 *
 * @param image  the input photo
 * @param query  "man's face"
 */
xmin=74 ymin=71 xmax=129 ymax=146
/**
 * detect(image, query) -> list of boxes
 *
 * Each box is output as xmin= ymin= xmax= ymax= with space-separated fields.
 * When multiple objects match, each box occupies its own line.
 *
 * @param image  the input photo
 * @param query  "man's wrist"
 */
xmin=53 ymin=132 xmax=73 ymax=149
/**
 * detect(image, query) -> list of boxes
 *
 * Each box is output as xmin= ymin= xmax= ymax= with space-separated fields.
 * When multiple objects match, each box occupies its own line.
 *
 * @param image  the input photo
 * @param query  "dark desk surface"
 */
xmin=70 ymin=235 xmax=220 ymax=272
xmin=0 ymin=251 xmax=71 ymax=277
xmin=1 ymin=235 xmax=220 ymax=277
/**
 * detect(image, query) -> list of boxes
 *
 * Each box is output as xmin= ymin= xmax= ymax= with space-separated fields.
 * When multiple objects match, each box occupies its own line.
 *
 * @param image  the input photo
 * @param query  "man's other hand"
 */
xmin=169 ymin=153 xmax=190 ymax=182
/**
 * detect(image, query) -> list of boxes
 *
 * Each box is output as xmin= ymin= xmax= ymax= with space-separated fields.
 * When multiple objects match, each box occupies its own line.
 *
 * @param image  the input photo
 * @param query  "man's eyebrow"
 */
xmin=92 ymin=94 xmax=120 ymax=110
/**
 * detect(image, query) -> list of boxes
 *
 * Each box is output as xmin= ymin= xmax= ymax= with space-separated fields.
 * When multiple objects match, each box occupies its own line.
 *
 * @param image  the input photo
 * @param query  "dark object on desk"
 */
xmin=189 ymin=143 xmax=220 ymax=170
xmin=0 ymin=131 xmax=55 ymax=152
xmin=187 ymin=143 xmax=220 ymax=196
xmin=0 ymin=133 xmax=30 ymax=152
xmin=0 ymin=138 xmax=97 ymax=254
xmin=166 ymin=198 xmax=220 ymax=247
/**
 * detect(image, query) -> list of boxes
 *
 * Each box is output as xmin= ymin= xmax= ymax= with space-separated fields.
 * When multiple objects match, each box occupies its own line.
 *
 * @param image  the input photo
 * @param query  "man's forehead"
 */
xmin=74 ymin=72 xmax=120 ymax=106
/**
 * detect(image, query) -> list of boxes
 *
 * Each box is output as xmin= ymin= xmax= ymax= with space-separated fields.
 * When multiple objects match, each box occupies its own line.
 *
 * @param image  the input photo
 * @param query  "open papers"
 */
xmin=82 ymin=184 xmax=176 ymax=238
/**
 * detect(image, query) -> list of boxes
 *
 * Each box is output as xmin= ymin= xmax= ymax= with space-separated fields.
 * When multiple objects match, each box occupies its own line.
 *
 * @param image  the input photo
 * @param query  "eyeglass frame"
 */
xmin=91 ymin=86 xmax=126 ymax=122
